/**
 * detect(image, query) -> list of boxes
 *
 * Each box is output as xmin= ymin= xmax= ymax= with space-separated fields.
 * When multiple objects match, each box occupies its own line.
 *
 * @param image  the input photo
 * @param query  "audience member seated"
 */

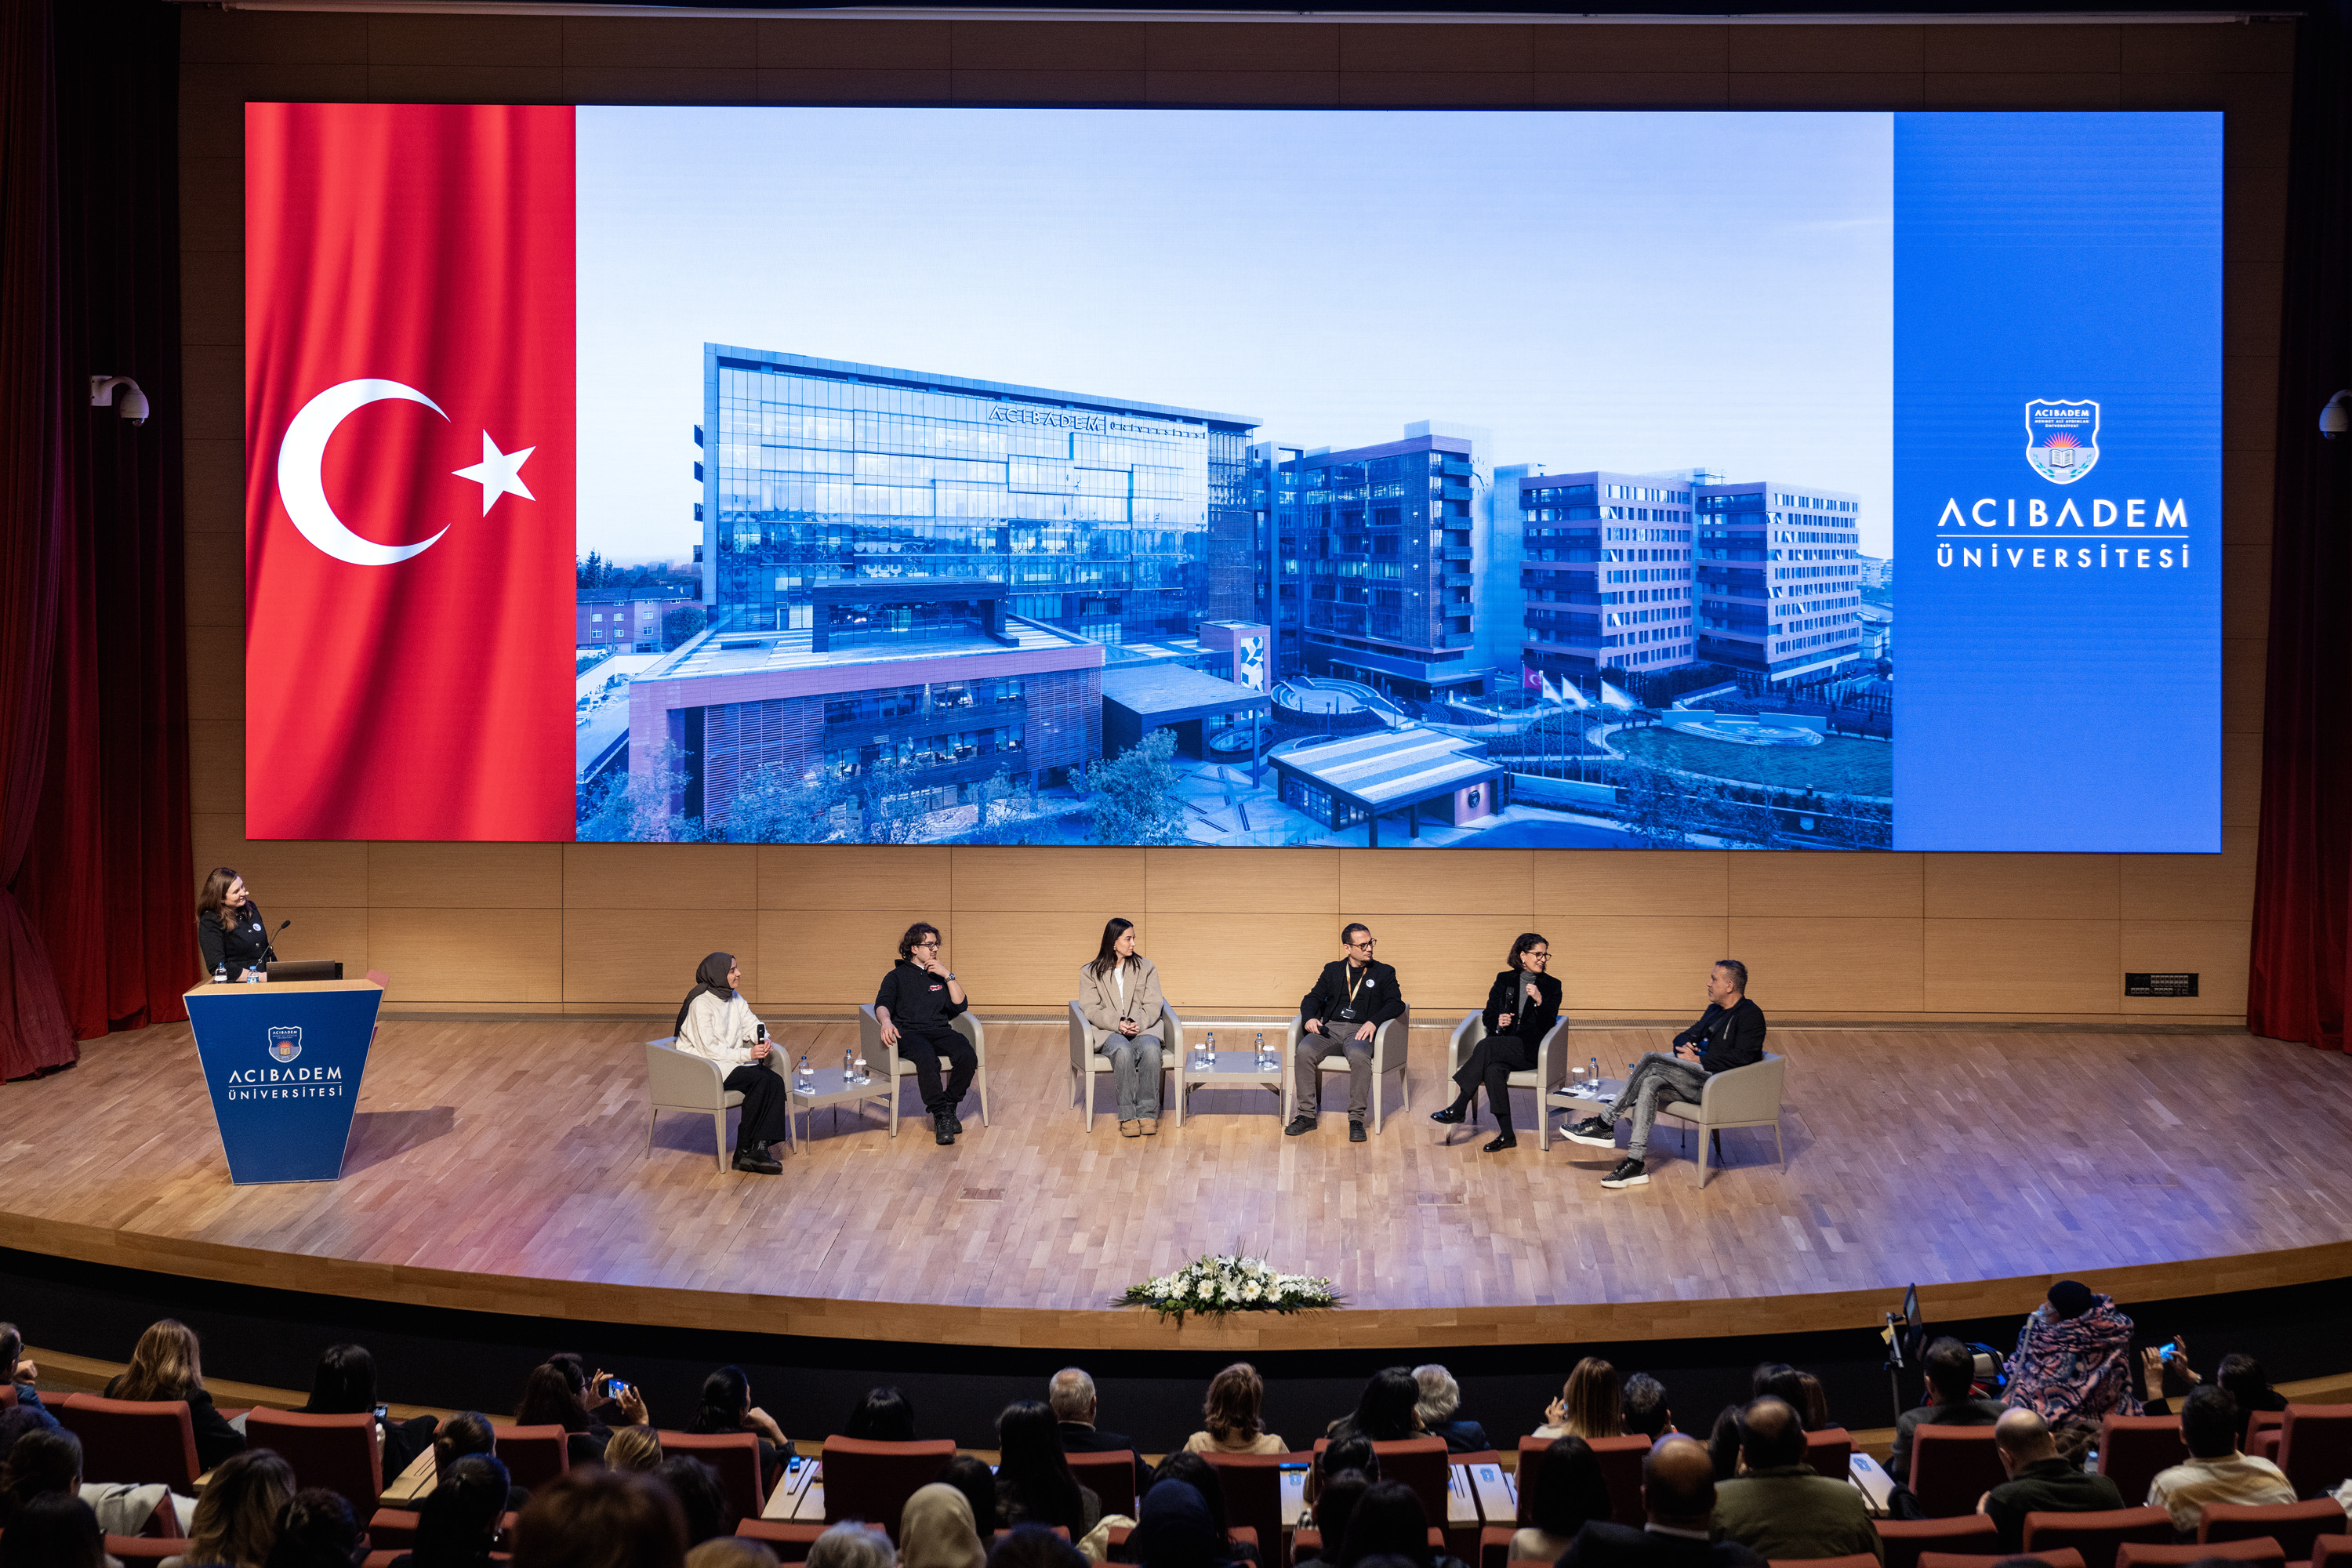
xmin=0 ymin=1491 xmax=107 ymax=1568
xmin=512 ymin=1468 xmax=688 ymax=1568
xmin=902 ymin=1481 xmax=987 ymax=1568
xmin=1559 ymin=1436 xmax=1763 ymax=1568
xmin=2138 ymin=1343 xmax=2290 ymax=1438
xmin=1 ymin=1406 xmax=193 ymax=1537
xmin=1330 ymin=1369 xmax=1428 ymax=1446
xmin=1710 ymin=1398 xmax=1878 ymax=1563
xmin=989 ymin=1523 xmax=1091 ymax=1568
xmin=938 ymin=1453 xmax=1002 ymax=1535
xmin=1186 ymin=1363 xmax=1287 ymax=1457
xmin=1413 ymin=1366 xmax=1489 ymax=1454
xmin=1299 ymin=1470 xmax=1372 ymax=1568
xmin=1306 ymin=1434 xmax=1383 ymax=1514
xmin=689 ymin=1542 xmax=784 ymax=1568
xmin=1130 ymin=1479 xmax=1223 ymax=1568
xmin=165 ymin=1447 xmax=296 ymax=1568
xmin=1621 ymin=1376 xmax=1673 ymax=1442
xmin=1791 ymin=1374 xmax=1831 ymax=1432
xmin=1053 ymin=1367 xmax=1149 ymax=1493
xmin=106 ymin=1318 xmax=247 ymax=1473
xmin=266 ymin=1486 xmax=365 ymax=1568
xmin=1537 ymin=1359 xmax=1624 ymax=1441
xmin=1891 ymin=1338 xmax=2008 ymax=1486
xmin=434 ymin=1411 xmax=532 ymax=1512
xmin=994 ymin=1400 xmax=1101 ymax=1537
xmin=659 ymin=1454 xmax=730 ymax=1547
xmin=1152 ymin=1450 xmax=1260 ymax=1564
xmin=2003 ymin=1282 xmax=2140 ymax=1461
xmin=1978 ymin=1408 xmax=2123 ymax=1553
xmin=687 ymin=1367 xmax=787 ymax=1487
xmin=393 ymin=1454 xmax=511 ymax=1568
xmin=807 ymin=1523 xmax=895 ymax=1568
xmin=1514 ymin=1436 xmax=1613 ymax=1562
xmin=606 ymin=1426 xmax=663 ymax=1473
xmin=1339 ymin=1479 xmax=1459 ymax=1568
xmin=2145 ymin=1385 xmax=2294 ymax=1536
xmin=517 ymin=1362 xmax=617 ymax=1468
xmin=1704 ymin=1408 xmax=1742 ymax=1483
xmin=1748 ymin=1365 xmax=1825 ymax=1431
xmin=0 ymin=1325 xmax=52 ymax=1427
xmin=303 ymin=1342 xmax=439 ymax=1479
xmin=844 ymin=1387 xmax=917 ymax=1443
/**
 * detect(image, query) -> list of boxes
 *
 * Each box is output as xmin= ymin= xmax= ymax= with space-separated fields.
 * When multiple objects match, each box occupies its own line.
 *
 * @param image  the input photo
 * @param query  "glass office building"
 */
xmin=700 ymin=346 xmax=1259 ymax=644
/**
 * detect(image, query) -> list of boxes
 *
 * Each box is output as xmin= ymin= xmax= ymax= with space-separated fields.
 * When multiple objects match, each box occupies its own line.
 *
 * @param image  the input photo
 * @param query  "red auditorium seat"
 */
xmin=819 ymin=1436 xmax=956 ymax=1541
xmin=737 ymin=1520 xmax=829 ymax=1562
xmin=1525 ymin=1433 xmax=1651 ymax=1526
xmin=1909 ymin=1425 xmax=2009 ymax=1519
xmin=1200 ymin=1448 xmax=1296 ymax=1560
xmin=1478 ymin=1523 xmax=1515 ymax=1568
xmin=0 ymin=1385 xmax=14 ymax=1407
xmin=1770 ymin=1555 xmax=1878 ymax=1568
xmin=2253 ymin=1430 xmax=2283 ymax=1462
xmin=1876 ymin=1513 xmax=2002 ymax=1568
xmin=2277 ymin=1405 xmax=2352 ymax=1501
xmin=2310 ymin=1535 xmax=2352 ymax=1568
xmin=1067 ymin=1448 xmax=1140 ymax=1522
xmin=365 ymin=1508 xmax=419 ymax=1550
xmin=2114 ymin=1538 xmax=2286 ymax=1568
xmin=660 ymin=1429 xmax=766 ymax=1531
xmin=2200 ymin=1499 xmax=2350 ymax=1561
xmin=2022 ymin=1505 xmax=2174 ymax=1568
xmin=2098 ymin=1416 xmax=2189 ymax=1515
xmin=1806 ymin=1427 xmax=1854 ymax=1479
xmin=1918 ymin=1552 xmax=2085 ymax=1568
xmin=105 ymin=1537 xmax=190 ymax=1563
xmin=54 ymin=1393 xmax=201 ymax=1492
xmin=1314 ymin=1436 xmax=1451 ymax=1530
xmin=2248 ymin=1410 xmax=2285 ymax=1446
xmin=245 ymin=1408 xmax=383 ymax=1518
xmin=492 ymin=1424 xmax=571 ymax=1492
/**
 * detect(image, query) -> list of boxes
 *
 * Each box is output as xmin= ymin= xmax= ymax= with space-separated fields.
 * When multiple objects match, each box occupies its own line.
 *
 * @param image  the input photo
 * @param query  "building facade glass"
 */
xmin=1694 ymin=481 xmax=1864 ymax=684
xmin=1519 ymin=471 xmax=1697 ymax=680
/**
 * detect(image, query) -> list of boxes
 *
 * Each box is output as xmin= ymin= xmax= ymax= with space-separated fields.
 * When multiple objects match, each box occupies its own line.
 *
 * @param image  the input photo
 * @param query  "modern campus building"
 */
xmin=1693 ymin=480 xmax=1864 ymax=685
xmin=699 ymin=346 xmax=1260 ymax=645
xmin=1258 ymin=424 xmax=1490 ymax=702
xmin=1518 ymin=470 xmax=1699 ymax=683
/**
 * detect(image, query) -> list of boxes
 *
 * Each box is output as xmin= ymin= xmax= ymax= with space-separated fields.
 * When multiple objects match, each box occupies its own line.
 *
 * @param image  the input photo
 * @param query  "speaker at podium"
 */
xmin=183 ymin=971 xmax=384 ymax=1184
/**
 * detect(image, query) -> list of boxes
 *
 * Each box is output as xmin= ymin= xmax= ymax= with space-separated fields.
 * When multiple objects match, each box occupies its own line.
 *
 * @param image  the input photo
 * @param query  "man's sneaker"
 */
xmin=1600 ymin=1157 xmax=1649 ymax=1189
xmin=1348 ymin=1120 xmax=1367 ymax=1143
xmin=1562 ymin=1116 xmax=1617 ymax=1149
xmin=1284 ymin=1115 xmax=1317 ymax=1137
xmin=934 ymin=1112 xmax=956 ymax=1146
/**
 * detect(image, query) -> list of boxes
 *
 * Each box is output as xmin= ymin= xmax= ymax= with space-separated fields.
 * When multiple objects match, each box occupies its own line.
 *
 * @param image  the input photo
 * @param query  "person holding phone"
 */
xmin=673 ymin=951 xmax=789 ymax=1174
xmin=1432 ymin=932 xmax=1561 ymax=1152
xmin=874 ymin=923 xmax=976 ymax=1147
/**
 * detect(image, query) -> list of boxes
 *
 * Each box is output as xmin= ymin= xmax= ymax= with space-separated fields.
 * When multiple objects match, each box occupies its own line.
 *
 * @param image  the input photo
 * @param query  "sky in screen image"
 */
xmin=575 ymin=107 xmax=1895 ymax=565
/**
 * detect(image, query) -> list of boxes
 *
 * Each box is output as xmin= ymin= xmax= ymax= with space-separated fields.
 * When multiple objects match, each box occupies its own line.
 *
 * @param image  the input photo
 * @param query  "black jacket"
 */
xmin=1983 ymin=1458 xmax=2123 ymax=1552
xmin=876 ymin=959 xmax=968 ymax=1033
xmin=1671 ymin=997 xmax=1766 ymax=1075
xmin=103 ymin=1377 xmax=245 ymax=1473
xmin=198 ymin=902 xmax=273 ymax=981
xmin=1483 ymin=969 xmax=1562 ymax=1043
xmin=1886 ymin=1398 xmax=2003 ymax=1489
xmin=1428 ymin=1417 xmax=1492 ymax=1454
xmin=1563 ymin=1521 xmax=1765 ymax=1568
xmin=1300 ymin=960 xmax=1406 ymax=1031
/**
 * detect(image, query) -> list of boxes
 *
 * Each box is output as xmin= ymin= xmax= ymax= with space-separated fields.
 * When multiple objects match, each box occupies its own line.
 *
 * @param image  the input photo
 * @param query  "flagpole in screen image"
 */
xmin=571 ymin=107 xmax=1901 ymax=851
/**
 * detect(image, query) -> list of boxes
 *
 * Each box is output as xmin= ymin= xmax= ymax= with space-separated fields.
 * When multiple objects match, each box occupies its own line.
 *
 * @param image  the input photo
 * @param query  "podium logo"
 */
xmin=267 ymin=1026 xmax=303 ymax=1064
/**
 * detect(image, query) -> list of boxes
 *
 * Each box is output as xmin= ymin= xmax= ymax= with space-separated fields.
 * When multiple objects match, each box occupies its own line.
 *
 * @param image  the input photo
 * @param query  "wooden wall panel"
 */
xmin=177 ymin=12 xmax=2285 ymax=1024
xmin=265 ymin=906 xmax=371 ymax=986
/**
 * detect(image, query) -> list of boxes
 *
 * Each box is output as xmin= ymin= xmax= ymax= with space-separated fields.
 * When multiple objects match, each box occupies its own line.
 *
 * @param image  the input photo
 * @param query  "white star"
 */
xmin=452 ymin=431 xmax=536 ymax=517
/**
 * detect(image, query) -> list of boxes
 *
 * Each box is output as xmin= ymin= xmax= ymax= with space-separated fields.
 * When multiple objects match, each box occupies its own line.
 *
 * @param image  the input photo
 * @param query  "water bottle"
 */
xmin=212 ymin=960 xmax=227 ymax=986
xmin=841 ymin=1044 xmax=854 ymax=1081
xmin=796 ymin=1051 xmax=814 ymax=1093
xmin=1256 ymin=1031 xmax=1269 ymax=1071
xmin=1203 ymin=1030 xmax=1216 ymax=1071
xmin=1590 ymin=1054 xmax=1600 ymax=1087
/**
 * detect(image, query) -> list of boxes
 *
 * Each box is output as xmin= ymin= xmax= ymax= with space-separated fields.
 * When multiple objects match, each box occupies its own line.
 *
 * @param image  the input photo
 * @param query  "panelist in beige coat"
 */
xmin=1076 ymin=916 xmax=1167 ymax=1138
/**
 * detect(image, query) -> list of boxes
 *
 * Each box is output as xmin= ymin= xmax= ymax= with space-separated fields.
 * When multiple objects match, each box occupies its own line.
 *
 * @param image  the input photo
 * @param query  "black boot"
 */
xmin=733 ymin=1143 xmax=782 ymax=1174
xmin=934 ymin=1111 xmax=956 ymax=1146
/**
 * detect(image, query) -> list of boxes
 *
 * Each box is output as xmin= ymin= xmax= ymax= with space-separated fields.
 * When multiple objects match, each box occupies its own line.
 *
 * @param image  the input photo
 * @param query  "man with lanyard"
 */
xmin=1286 ymin=922 xmax=1406 ymax=1143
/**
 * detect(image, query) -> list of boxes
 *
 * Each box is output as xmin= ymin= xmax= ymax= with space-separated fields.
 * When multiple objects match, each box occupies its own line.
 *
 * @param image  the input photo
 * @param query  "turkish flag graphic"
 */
xmin=245 ymin=103 xmax=575 ymax=840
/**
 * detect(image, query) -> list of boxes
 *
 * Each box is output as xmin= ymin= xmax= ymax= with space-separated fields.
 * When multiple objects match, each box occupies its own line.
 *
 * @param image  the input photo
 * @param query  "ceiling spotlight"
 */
xmin=89 ymin=375 xmax=149 ymax=426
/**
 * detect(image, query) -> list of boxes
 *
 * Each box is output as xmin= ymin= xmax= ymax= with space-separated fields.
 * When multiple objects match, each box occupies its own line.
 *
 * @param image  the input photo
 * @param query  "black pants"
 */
xmin=1450 ymin=1033 xmax=1536 ymax=1134
xmin=724 ymin=1064 xmax=793 ymax=1152
xmin=897 ymin=1025 xmax=978 ymax=1117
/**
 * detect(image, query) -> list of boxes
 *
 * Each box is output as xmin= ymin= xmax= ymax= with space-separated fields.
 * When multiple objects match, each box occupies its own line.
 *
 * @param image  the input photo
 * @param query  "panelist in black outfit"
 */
xmin=1432 ymin=931 xmax=1561 ymax=1152
xmin=875 ymin=921 xmax=977 ymax=1147
xmin=196 ymin=866 xmax=275 ymax=980
xmin=1285 ymin=922 xmax=1406 ymax=1144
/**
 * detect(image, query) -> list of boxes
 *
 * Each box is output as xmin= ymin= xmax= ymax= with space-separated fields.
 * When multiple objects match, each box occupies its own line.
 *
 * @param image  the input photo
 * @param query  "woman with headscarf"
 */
xmin=902 ymin=1482 xmax=987 ymax=1568
xmin=673 ymin=952 xmax=791 ymax=1174
xmin=2003 ymin=1279 xmax=2140 ymax=1459
xmin=1130 ymin=1480 xmax=1223 ymax=1568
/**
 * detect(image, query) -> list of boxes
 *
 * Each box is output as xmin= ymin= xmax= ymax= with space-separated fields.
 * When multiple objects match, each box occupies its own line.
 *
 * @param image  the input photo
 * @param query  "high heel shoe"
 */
xmin=1482 ymin=1133 xmax=1518 ymax=1152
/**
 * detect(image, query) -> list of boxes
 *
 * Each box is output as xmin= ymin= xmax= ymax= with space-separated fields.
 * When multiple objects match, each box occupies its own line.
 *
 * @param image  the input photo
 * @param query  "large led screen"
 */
xmin=243 ymin=105 xmax=2220 ymax=851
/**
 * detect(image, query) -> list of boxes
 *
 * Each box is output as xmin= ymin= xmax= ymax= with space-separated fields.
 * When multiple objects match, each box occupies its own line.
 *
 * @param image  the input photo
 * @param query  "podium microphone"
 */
xmin=263 ymin=919 xmax=290 ymax=967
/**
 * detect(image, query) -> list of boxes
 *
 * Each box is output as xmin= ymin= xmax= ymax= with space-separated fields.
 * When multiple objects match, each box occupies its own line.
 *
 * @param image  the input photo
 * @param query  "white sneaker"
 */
xmin=1561 ymin=1116 xmax=1617 ymax=1149
xmin=1600 ymin=1157 xmax=1650 ymax=1189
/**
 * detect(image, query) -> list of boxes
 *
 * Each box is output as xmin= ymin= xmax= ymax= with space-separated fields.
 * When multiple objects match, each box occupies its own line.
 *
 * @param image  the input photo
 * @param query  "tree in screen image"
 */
xmin=1080 ymin=730 xmax=1189 ymax=846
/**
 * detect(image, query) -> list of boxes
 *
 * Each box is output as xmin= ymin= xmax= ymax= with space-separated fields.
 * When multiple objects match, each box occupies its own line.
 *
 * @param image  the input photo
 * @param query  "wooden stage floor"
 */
xmin=5 ymin=1018 xmax=2349 ymax=1352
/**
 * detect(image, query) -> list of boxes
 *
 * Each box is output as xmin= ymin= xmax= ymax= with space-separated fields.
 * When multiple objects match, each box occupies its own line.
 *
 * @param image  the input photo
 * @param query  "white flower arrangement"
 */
xmin=1117 ymin=1253 xmax=1340 ymax=1324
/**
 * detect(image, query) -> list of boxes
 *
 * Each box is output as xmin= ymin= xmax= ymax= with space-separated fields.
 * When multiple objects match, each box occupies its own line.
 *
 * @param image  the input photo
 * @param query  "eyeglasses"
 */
xmin=1348 ymin=938 xmax=1377 ymax=949
xmin=1525 ymin=950 xmax=1552 ymax=961
xmin=914 ymin=940 xmax=940 ymax=950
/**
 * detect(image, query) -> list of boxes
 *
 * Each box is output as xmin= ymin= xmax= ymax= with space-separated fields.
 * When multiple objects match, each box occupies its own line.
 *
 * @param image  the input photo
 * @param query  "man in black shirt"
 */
xmin=1887 ymin=1336 xmax=2005 ymax=1489
xmin=1286 ymin=923 xmax=1406 ymax=1143
xmin=1980 ymin=1408 xmax=2122 ymax=1552
xmin=875 ymin=922 xmax=977 ymax=1146
xmin=1565 ymin=958 xmax=1766 ymax=1189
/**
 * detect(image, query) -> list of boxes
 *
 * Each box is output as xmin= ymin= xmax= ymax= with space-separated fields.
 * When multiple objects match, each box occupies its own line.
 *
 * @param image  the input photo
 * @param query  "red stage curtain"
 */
xmin=2249 ymin=0 xmax=2352 ymax=1051
xmin=0 ymin=0 xmax=192 ymax=1075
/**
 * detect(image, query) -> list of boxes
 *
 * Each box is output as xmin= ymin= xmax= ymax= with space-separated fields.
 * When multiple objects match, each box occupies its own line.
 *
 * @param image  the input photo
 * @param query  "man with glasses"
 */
xmin=875 ymin=921 xmax=977 ymax=1145
xmin=1287 ymin=922 xmax=1406 ymax=1142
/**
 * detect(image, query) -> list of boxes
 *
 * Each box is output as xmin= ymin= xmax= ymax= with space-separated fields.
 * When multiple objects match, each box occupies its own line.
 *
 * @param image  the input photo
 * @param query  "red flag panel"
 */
xmin=245 ymin=103 xmax=575 ymax=840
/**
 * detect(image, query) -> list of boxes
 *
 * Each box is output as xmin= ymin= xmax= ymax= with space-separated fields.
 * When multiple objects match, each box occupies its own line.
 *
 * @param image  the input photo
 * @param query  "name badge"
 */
xmin=928 ymin=983 xmax=944 ymax=992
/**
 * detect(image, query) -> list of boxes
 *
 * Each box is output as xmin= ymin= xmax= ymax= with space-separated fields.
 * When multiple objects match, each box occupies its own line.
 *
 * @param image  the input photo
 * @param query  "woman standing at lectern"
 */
xmin=196 ymin=866 xmax=271 ymax=981
xmin=1430 ymin=931 xmax=1561 ymax=1152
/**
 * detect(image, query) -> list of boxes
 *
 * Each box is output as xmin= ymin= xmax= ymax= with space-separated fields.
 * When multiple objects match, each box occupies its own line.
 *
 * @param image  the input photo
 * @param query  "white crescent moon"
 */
xmin=276 ymin=378 xmax=452 ymax=566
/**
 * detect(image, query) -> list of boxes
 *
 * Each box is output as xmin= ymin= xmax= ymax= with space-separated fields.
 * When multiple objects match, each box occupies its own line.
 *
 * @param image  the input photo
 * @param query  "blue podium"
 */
xmin=183 ymin=979 xmax=383 ymax=1184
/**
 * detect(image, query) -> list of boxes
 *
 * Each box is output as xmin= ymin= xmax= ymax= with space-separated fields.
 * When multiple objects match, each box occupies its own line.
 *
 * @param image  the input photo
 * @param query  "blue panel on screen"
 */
xmin=187 ymin=985 xmax=379 ymax=1183
xmin=1892 ymin=112 xmax=2223 ymax=851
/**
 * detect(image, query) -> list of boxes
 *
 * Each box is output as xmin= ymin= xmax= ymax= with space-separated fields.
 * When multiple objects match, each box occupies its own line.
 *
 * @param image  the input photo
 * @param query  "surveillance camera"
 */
xmin=88 ymin=374 xmax=150 ymax=427
xmin=2322 ymin=390 xmax=2352 ymax=443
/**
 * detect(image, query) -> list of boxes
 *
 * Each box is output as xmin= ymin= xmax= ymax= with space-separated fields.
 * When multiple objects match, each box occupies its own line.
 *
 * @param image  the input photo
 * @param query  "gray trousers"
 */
xmin=1608 ymin=1051 xmax=1707 ymax=1159
xmin=1103 ymin=1032 xmax=1163 ymax=1120
xmin=1295 ymin=1023 xmax=1374 ymax=1118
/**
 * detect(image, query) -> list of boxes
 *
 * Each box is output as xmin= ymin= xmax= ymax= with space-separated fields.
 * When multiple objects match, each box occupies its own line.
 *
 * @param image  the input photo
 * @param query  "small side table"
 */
xmin=786 ymin=1065 xmax=892 ymax=1144
xmin=1548 ymin=1076 xmax=1627 ymax=1137
xmin=1176 ymin=1047 xmax=1286 ymax=1123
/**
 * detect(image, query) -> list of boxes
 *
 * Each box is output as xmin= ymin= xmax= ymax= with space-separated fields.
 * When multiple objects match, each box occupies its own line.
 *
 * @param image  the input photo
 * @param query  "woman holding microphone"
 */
xmin=1431 ymin=931 xmax=1561 ymax=1152
xmin=1076 ymin=916 xmax=1166 ymax=1138
xmin=673 ymin=952 xmax=789 ymax=1174
xmin=197 ymin=867 xmax=275 ymax=981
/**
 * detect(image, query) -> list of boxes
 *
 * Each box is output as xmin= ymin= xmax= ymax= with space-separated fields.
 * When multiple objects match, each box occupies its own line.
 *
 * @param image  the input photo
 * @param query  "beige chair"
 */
xmin=1068 ymin=998 xmax=1186 ymax=1131
xmin=1283 ymin=1007 xmax=1411 ymax=1133
xmin=858 ymin=1004 xmax=988 ymax=1137
xmin=1443 ymin=1012 xmax=1575 ymax=1150
xmin=644 ymin=1036 xmax=792 ymax=1171
xmin=1653 ymin=1051 xmax=1785 ymax=1185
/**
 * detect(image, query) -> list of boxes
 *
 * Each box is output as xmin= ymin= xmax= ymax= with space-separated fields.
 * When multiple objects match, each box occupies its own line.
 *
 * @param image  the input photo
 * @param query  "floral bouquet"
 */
xmin=1116 ymin=1253 xmax=1341 ymax=1324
